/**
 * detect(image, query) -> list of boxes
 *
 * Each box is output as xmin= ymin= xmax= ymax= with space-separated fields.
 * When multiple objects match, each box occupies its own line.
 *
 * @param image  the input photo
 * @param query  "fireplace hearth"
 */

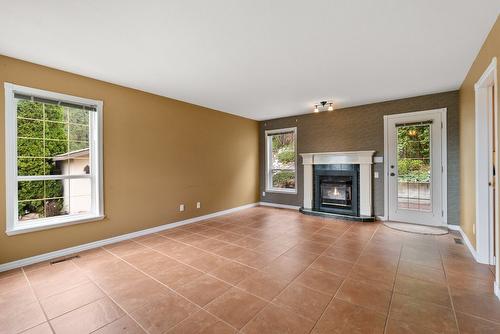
xmin=313 ymin=164 xmax=359 ymax=216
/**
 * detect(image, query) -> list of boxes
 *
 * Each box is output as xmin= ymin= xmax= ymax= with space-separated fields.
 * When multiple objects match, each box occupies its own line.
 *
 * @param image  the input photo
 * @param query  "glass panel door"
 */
xmin=396 ymin=124 xmax=432 ymax=212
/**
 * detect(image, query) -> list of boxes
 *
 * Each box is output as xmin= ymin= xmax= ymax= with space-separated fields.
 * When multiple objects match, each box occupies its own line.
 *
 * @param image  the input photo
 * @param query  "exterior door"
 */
xmin=387 ymin=109 xmax=446 ymax=226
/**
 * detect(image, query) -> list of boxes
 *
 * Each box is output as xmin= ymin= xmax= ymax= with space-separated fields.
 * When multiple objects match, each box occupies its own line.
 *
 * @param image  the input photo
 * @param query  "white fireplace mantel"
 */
xmin=300 ymin=151 xmax=375 ymax=217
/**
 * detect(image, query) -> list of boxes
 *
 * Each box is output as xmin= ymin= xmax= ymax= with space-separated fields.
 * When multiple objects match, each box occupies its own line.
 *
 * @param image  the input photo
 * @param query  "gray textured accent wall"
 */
xmin=259 ymin=91 xmax=460 ymax=225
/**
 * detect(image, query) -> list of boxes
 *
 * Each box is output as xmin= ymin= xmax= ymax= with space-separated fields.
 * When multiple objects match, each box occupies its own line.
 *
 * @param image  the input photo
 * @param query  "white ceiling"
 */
xmin=0 ymin=1 xmax=498 ymax=120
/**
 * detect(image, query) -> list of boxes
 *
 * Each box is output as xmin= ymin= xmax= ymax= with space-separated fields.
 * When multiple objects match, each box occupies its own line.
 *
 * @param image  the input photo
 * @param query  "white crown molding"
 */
xmin=0 ymin=202 xmax=259 ymax=272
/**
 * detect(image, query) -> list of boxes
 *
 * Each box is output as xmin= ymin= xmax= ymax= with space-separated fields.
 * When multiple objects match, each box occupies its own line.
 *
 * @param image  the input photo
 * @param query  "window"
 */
xmin=265 ymin=127 xmax=297 ymax=193
xmin=4 ymin=83 xmax=104 ymax=235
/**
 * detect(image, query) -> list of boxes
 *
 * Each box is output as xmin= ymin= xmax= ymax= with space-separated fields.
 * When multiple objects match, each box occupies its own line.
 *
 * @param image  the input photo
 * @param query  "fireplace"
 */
xmin=314 ymin=164 xmax=359 ymax=216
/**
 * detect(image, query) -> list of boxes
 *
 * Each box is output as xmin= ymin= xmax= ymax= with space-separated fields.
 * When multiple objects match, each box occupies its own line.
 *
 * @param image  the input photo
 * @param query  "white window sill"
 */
xmin=265 ymin=188 xmax=298 ymax=195
xmin=6 ymin=213 xmax=105 ymax=236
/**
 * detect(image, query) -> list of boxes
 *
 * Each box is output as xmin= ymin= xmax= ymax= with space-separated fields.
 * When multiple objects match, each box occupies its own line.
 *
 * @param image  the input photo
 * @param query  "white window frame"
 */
xmin=4 ymin=83 xmax=104 ymax=235
xmin=265 ymin=127 xmax=297 ymax=194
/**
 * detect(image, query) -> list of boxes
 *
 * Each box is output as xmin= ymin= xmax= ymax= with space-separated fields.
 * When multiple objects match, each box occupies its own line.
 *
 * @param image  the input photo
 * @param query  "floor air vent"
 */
xmin=50 ymin=255 xmax=80 ymax=264
xmin=454 ymin=238 xmax=464 ymax=245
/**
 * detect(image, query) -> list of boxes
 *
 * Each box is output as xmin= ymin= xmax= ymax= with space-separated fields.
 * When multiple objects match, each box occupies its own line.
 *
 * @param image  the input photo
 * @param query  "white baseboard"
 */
xmin=450 ymin=225 xmax=478 ymax=262
xmin=376 ymin=216 xmax=387 ymax=221
xmin=0 ymin=202 xmax=259 ymax=273
xmin=259 ymin=202 xmax=301 ymax=210
xmin=495 ymin=282 xmax=500 ymax=300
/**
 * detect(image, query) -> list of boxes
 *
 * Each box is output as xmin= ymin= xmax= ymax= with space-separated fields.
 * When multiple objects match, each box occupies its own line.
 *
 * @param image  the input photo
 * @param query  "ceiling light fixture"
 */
xmin=313 ymin=101 xmax=334 ymax=113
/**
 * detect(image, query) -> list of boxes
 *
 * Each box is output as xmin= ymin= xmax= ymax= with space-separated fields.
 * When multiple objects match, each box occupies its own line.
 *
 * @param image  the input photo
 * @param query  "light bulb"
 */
xmin=327 ymin=103 xmax=333 ymax=111
xmin=313 ymin=105 xmax=319 ymax=113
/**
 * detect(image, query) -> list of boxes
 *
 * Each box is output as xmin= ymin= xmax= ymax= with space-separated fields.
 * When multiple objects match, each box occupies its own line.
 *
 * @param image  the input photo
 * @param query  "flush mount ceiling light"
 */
xmin=313 ymin=101 xmax=334 ymax=113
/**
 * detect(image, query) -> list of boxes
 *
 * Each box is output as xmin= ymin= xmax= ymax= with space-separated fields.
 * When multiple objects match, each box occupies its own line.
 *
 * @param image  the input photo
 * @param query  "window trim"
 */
xmin=4 ymin=83 xmax=104 ymax=235
xmin=265 ymin=127 xmax=297 ymax=194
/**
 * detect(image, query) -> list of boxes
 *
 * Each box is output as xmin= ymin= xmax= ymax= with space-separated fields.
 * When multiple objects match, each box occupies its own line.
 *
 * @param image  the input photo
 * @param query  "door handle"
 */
xmin=390 ymin=172 xmax=395 ymax=176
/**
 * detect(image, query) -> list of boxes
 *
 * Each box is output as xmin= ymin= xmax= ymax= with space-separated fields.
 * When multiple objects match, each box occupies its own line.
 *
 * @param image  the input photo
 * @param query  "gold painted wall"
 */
xmin=0 ymin=55 xmax=259 ymax=264
xmin=459 ymin=16 xmax=500 ymax=248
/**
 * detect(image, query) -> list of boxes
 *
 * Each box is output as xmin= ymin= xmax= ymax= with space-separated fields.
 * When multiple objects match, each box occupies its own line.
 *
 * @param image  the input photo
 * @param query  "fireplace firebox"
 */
xmin=313 ymin=164 xmax=359 ymax=216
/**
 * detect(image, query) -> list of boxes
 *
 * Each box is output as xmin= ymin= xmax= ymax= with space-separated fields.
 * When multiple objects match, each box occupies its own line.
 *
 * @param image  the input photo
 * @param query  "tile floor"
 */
xmin=1 ymin=206 xmax=499 ymax=333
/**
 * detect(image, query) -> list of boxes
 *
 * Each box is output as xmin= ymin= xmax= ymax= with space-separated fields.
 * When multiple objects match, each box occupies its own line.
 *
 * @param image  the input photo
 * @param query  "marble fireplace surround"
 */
xmin=301 ymin=151 xmax=375 ymax=217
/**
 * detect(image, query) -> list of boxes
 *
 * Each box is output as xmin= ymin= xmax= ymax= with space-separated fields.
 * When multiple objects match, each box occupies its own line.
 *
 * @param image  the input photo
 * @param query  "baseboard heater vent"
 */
xmin=454 ymin=238 xmax=464 ymax=245
xmin=50 ymin=255 xmax=80 ymax=264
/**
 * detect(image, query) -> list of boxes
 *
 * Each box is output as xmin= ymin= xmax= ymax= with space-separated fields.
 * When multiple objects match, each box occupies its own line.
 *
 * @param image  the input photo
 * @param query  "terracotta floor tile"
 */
xmin=385 ymin=318 xmax=440 ymax=333
xmin=93 ymin=315 xmax=145 ymax=333
xmin=450 ymin=286 xmax=500 ymax=323
xmin=263 ymin=256 xmax=310 ymax=282
xmin=446 ymin=270 xmax=494 ymax=293
xmin=310 ymin=255 xmax=354 ymax=277
xmin=108 ymin=278 xmax=170 ymax=312
xmin=27 ymin=262 xmax=90 ymax=299
xmin=456 ymin=311 xmax=500 ymax=334
xmin=166 ymin=309 xmax=235 ymax=334
xmin=394 ymin=275 xmax=451 ymax=307
xmin=40 ymin=281 xmax=104 ymax=319
xmin=212 ymin=244 xmax=250 ymax=259
xmin=4 ymin=208 xmax=500 ymax=334
xmin=295 ymin=268 xmax=344 ymax=296
xmin=237 ymin=271 xmax=290 ymax=301
xmin=147 ymin=262 xmax=203 ymax=289
xmin=348 ymin=263 xmax=396 ymax=291
xmin=104 ymin=241 xmax=147 ymax=258
xmin=190 ymin=253 xmax=233 ymax=273
xmin=0 ymin=272 xmax=29 ymax=291
xmin=397 ymin=260 xmax=447 ymax=285
xmin=235 ymin=250 xmax=276 ymax=269
xmin=21 ymin=322 xmax=54 ymax=334
xmin=210 ymin=261 xmax=257 ymax=285
xmin=134 ymin=235 xmax=170 ymax=248
xmin=273 ymin=282 xmax=331 ymax=321
xmin=336 ymin=278 xmax=392 ymax=315
xmin=0 ymin=301 xmax=46 ymax=334
xmin=176 ymin=274 xmax=231 ymax=306
xmin=443 ymin=257 xmax=494 ymax=279
xmin=204 ymin=288 xmax=267 ymax=329
xmin=130 ymin=291 xmax=199 ymax=334
xmin=312 ymin=299 xmax=386 ymax=334
xmin=324 ymin=245 xmax=363 ymax=262
xmin=229 ymin=236 xmax=263 ymax=249
xmin=214 ymin=231 xmax=245 ymax=243
xmin=0 ymin=268 xmax=23 ymax=280
xmin=290 ymin=241 xmax=330 ymax=255
xmin=241 ymin=303 xmax=315 ymax=334
xmin=389 ymin=293 xmax=458 ymax=333
xmin=356 ymin=253 xmax=399 ymax=272
xmin=50 ymin=297 xmax=124 ymax=334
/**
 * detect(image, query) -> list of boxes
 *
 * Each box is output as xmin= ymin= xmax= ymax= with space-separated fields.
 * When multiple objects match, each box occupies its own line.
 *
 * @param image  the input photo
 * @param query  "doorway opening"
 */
xmin=475 ymin=57 xmax=498 ymax=266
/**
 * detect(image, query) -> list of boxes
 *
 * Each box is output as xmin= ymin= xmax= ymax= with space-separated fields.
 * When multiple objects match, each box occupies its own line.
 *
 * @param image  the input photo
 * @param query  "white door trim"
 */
xmin=383 ymin=108 xmax=448 ymax=226
xmin=475 ymin=57 xmax=498 ymax=266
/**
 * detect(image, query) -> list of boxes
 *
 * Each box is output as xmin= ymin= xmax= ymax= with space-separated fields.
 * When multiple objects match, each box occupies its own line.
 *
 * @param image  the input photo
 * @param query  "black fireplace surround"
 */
xmin=313 ymin=164 xmax=360 ymax=216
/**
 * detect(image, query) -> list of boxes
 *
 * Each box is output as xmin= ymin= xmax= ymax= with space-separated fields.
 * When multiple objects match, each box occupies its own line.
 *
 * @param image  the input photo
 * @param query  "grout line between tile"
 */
xmin=21 ymin=267 xmax=56 ymax=334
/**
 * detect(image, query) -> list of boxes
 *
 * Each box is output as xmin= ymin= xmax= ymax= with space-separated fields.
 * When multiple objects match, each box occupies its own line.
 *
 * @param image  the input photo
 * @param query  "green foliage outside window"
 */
xmin=16 ymin=100 xmax=88 ymax=219
xmin=271 ymin=132 xmax=295 ymax=188
xmin=397 ymin=125 xmax=431 ymax=183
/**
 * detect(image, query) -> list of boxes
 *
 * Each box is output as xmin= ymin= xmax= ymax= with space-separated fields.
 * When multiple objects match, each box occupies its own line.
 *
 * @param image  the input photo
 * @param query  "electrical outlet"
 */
xmin=179 ymin=204 xmax=185 ymax=212
xmin=374 ymin=172 xmax=379 ymax=179
xmin=262 ymin=192 xmax=266 ymax=197
xmin=196 ymin=202 xmax=201 ymax=209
